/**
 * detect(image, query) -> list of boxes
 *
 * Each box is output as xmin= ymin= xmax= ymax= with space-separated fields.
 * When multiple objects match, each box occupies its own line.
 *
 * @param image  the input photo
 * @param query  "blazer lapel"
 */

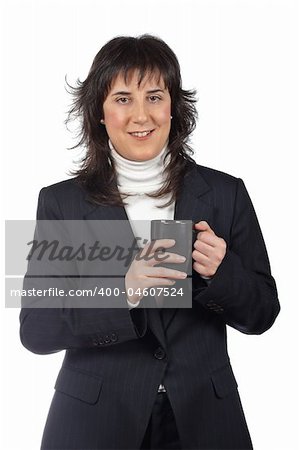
xmin=160 ymin=163 xmax=213 ymax=330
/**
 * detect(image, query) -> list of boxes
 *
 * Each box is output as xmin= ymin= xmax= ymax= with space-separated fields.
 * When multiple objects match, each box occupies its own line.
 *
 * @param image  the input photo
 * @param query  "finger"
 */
xmin=193 ymin=240 xmax=214 ymax=257
xmin=146 ymin=251 xmax=186 ymax=267
xmin=142 ymin=277 xmax=177 ymax=287
xmin=192 ymin=249 xmax=210 ymax=265
xmin=194 ymin=221 xmax=215 ymax=234
xmin=193 ymin=261 xmax=214 ymax=277
xmin=145 ymin=266 xmax=187 ymax=279
xmin=195 ymin=233 xmax=217 ymax=248
xmin=139 ymin=239 xmax=176 ymax=259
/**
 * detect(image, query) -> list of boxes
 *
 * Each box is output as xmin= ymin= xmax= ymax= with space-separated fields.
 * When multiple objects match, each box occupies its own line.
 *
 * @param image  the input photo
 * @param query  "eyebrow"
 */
xmin=111 ymin=89 xmax=166 ymax=96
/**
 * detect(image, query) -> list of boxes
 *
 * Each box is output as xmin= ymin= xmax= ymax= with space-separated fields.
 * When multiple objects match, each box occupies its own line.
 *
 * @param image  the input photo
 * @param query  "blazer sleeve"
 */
xmin=19 ymin=187 xmax=147 ymax=354
xmin=193 ymin=178 xmax=280 ymax=334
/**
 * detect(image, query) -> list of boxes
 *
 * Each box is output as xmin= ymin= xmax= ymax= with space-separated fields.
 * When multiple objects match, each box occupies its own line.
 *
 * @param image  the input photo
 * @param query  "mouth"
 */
xmin=128 ymin=129 xmax=155 ymax=139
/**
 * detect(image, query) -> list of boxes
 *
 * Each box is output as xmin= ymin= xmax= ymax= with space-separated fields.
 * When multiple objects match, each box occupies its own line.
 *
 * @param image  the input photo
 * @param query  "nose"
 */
xmin=131 ymin=100 xmax=149 ymax=124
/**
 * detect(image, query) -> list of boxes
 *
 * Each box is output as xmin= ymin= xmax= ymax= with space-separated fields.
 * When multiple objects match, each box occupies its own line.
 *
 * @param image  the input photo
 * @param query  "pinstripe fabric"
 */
xmin=19 ymin=161 xmax=280 ymax=450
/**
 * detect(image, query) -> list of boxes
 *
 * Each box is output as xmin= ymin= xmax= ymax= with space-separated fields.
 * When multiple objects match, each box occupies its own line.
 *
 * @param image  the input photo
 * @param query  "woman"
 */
xmin=20 ymin=35 xmax=280 ymax=450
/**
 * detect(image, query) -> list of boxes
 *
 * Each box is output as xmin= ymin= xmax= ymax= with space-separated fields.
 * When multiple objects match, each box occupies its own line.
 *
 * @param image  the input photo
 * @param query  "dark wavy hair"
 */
xmin=66 ymin=34 xmax=198 ymax=207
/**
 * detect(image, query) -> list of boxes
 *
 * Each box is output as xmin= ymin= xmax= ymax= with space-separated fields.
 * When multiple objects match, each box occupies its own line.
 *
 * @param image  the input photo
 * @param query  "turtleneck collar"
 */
xmin=109 ymin=139 xmax=170 ymax=195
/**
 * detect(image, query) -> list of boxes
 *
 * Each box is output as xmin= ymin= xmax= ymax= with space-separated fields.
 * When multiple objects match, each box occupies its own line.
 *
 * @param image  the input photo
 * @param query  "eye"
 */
xmin=148 ymin=95 xmax=161 ymax=103
xmin=116 ymin=97 xmax=130 ymax=104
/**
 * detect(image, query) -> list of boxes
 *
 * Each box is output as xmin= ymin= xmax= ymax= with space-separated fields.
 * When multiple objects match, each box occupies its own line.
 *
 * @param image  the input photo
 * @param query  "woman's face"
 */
xmin=102 ymin=70 xmax=171 ymax=161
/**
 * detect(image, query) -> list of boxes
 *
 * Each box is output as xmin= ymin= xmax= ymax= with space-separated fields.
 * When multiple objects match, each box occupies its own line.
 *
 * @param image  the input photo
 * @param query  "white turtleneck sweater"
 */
xmin=109 ymin=139 xmax=174 ymax=230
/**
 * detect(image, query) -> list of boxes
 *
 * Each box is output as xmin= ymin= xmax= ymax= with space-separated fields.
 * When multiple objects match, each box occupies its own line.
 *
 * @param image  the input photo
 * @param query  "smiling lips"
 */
xmin=129 ymin=129 xmax=155 ymax=138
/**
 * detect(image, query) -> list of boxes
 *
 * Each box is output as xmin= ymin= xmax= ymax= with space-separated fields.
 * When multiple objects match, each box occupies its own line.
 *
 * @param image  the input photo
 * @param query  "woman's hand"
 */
xmin=192 ymin=221 xmax=227 ymax=278
xmin=125 ymin=239 xmax=187 ymax=305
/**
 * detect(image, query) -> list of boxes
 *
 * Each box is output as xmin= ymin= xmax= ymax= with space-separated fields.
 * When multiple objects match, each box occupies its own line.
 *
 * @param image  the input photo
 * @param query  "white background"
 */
xmin=1 ymin=0 xmax=298 ymax=449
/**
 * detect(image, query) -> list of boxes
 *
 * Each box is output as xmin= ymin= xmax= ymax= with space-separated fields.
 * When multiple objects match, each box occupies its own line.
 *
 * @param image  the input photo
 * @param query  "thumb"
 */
xmin=194 ymin=220 xmax=214 ymax=233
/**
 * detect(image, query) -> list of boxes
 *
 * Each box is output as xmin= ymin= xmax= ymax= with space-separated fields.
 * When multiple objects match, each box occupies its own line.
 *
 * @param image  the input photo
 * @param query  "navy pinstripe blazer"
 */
xmin=19 ymin=161 xmax=280 ymax=450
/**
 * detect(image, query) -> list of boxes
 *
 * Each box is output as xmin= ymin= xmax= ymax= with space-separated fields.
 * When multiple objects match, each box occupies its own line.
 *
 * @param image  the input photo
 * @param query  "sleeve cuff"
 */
xmin=127 ymin=298 xmax=141 ymax=309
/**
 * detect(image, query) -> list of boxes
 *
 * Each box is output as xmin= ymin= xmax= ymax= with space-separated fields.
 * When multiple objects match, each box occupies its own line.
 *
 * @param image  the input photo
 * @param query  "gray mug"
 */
xmin=150 ymin=220 xmax=195 ymax=274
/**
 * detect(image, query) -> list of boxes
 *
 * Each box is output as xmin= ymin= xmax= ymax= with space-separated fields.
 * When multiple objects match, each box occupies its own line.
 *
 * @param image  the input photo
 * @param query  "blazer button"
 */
xmin=206 ymin=301 xmax=224 ymax=313
xmin=104 ymin=335 xmax=111 ymax=343
xmin=206 ymin=300 xmax=224 ymax=312
xmin=111 ymin=333 xmax=118 ymax=342
xmin=98 ymin=336 xmax=104 ymax=345
xmin=154 ymin=347 xmax=166 ymax=360
xmin=206 ymin=300 xmax=216 ymax=309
